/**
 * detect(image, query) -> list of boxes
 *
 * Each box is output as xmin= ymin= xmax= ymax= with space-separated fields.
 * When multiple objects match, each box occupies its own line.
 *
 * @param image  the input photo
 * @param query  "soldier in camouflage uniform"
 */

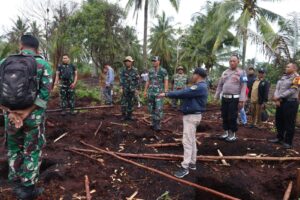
xmin=1 ymin=35 xmax=53 ymax=199
xmin=172 ymin=66 xmax=188 ymax=108
xmin=120 ymin=56 xmax=139 ymax=120
xmin=144 ymin=56 xmax=169 ymax=131
xmin=54 ymin=54 xmax=78 ymax=116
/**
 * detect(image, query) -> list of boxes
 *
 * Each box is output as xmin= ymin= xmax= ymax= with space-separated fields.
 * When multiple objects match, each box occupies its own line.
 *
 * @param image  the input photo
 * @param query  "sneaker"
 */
xmin=189 ymin=163 xmax=197 ymax=170
xmin=70 ymin=110 xmax=77 ymax=115
xmin=226 ymin=132 xmax=237 ymax=142
xmin=219 ymin=131 xmax=229 ymax=140
xmin=268 ymin=138 xmax=282 ymax=144
xmin=174 ymin=167 xmax=189 ymax=178
xmin=282 ymin=142 xmax=292 ymax=149
xmin=61 ymin=110 xmax=66 ymax=116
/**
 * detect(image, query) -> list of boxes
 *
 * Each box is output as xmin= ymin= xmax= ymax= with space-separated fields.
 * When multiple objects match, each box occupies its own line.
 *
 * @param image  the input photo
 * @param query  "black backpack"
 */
xmin=59 ymin=64 xmax=74 ymax=81
xmin=0 ymin=54 xmax=38 ymax=110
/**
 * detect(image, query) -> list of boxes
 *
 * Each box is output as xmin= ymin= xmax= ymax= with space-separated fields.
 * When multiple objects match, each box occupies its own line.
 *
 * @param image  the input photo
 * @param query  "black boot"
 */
xmin=127 ymin=113 xmax=133 ymax=121
xmin=13 ymin=185 xmax=44 ymax=200
xmin=121 ymin=113 xmax=127 ymax=121
xmin=153 ymin=120 xmax=161 ymax=131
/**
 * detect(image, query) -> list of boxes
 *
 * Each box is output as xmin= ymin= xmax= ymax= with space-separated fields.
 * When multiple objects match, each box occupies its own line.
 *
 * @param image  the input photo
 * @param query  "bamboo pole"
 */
xmin=47 ymin=105 xmax=113 ymax=113
xmin=94 ymin=122 xmax=103 ymax=136
xmin=296 ymin=168 xmax=300 ymax=197
xmin=85 ymin=175 xmax=92 ymax=200
xmin=283 ymin=181 xmax=293 ymax=200
xmin=79 ymin=141 xmax=240 ymax=200
xmin=145 ymin=143 xmax=181 ymax=148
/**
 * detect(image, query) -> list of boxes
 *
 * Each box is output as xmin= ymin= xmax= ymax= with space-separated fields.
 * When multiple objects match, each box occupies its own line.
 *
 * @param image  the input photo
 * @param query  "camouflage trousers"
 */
xmin=5 ymin=115 xmax=46 ymax=187
xmin=147 ymin=94 xmax=164 ymax=122
xmin=60 ymin=85 xmax=75 ymax=111
xmin=121 ymin=91 xmax=136 ymax=115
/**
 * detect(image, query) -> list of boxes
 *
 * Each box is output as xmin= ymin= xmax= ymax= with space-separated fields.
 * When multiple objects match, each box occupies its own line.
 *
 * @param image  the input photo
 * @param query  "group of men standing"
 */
xmin=215 ymin=55 xmax=300 ymax=150
xmin=1 ymin=33 xmax=300 ymax=200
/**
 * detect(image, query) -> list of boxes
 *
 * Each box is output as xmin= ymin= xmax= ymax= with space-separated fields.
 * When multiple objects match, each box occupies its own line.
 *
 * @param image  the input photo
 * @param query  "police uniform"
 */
xmin=272 ymin=73 xmax=300 ymax=147
xmin=215 ymin=68 xmax=247 ymax=142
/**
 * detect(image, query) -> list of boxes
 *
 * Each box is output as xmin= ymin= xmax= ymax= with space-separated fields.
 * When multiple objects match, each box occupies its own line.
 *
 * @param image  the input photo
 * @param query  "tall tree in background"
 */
xmin=7 ymin=16 xmax=29 ymax=50
xmin=149 ymin=12 xmax=175 ymax=74
xmin=126 ymin=0 xmax=180 ymax=68
xmin=180 ymin=2 xmax=238 ymax=72
xmin=215 ymin=0 xmax=282 ymax=68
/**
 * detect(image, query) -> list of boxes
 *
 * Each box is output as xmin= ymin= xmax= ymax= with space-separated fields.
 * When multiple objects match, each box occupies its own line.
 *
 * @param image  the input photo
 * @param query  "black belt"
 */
xmin=282 ymin=98 xmax=298 ymax=102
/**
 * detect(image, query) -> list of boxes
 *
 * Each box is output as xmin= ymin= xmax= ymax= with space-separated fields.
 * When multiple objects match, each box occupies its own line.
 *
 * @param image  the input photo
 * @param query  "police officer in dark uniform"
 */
xmin=269 ymin=63 xmax=300 ymax=149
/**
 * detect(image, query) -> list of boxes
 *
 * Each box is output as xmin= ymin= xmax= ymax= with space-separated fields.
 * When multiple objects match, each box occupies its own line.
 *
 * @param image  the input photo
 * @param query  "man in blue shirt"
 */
xmin=104 ymin=63 xmax=115 ymax=105
xmin=158 ymin=67 xmax=208 ymax=178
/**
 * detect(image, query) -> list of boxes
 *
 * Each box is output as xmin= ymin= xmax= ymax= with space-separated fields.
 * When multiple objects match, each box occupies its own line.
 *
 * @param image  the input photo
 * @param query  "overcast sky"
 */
xmin=0 ymin=0 xmax=299 ymax=63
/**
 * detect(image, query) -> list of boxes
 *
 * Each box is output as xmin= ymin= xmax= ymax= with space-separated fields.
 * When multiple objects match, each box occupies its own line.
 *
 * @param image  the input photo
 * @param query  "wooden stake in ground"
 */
xmin=85 ymin=175 xmax=92 ymax=200
xmin=80 ymin=141 xmax=240 ymax=200
xmin=94 ymin=122 xmax=103 ymax=136
xmin=54 ymin=132 xmax=68 ymax=143
xmin=283 ymin=181 xmax=293 ymax=200
xmin=296 ymin=168 xmax=300 ymax=197
xmin=217 ymin=149 xmax=230 ymax=166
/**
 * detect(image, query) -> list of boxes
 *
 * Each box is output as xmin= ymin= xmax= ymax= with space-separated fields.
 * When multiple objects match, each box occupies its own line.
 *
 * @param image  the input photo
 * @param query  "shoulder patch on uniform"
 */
xmin=292 ymin=76 xmax=300 ymax=85
xmin=190 ymin=85 xmax=197 ymax=90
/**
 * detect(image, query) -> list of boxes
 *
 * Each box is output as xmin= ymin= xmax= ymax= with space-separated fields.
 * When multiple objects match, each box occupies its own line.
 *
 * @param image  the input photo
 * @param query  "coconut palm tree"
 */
xmin=126 ymin=0 xmax=180 ymax=68
xmin=214 ymin=0 xmax=282 ymax=68
xmin=149 ymin=12 xmax=175 ymax=73
xmin=180 ymin=2 xmax=238 ymax=71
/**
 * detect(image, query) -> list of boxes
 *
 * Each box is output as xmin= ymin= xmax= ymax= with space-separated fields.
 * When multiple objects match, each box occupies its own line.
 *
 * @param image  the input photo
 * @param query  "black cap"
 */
xmin=151 ymin=56 xmax=160 ymax=62
xmin=193 ymin=67 xmax=207 ymax=78
xmin=258 ymin=68 xmax=266 ymax=73
xmin=20 ymin=34 xmax=39 ymax=49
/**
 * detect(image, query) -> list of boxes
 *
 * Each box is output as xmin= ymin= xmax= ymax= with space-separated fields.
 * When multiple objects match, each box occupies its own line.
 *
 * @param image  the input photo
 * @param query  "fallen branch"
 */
xmin=54 ymin=132 xmax=68 ymax=143
xmin=217 ymin=149 xmax=230 ymax=166
xmin=94 ymin=122 xmax=103 ymax=136
xmin=80 ymin=141 xmax=240 ymax=200
xmin=243 ymin=138 xmax=267 ymax=142
xmin=47 ymin=105 xmax=113 ymax=113
xmin=283 ymin=181 xmax=293 ymax=200
xmin=85 ymin=175 xmax=92 ymax=200
xmin=110 ymin=122 xmax=131 ymax=127
xmin=145 ymin=143 xmax=181 ymax=148
xmin=67 ymin=147 xmax=214 ymax=162
xmin=162 ymin=117 xmax=172 ymax=124
xmin=126 ymin=191 xmax=138 ymax=200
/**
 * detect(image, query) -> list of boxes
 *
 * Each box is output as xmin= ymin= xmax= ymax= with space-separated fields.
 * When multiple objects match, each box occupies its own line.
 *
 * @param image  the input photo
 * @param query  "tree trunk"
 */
xmin=143 ymin=0 xmax=149 ymax=69
xmin=242 ymin=29 xmax=247 ymax=69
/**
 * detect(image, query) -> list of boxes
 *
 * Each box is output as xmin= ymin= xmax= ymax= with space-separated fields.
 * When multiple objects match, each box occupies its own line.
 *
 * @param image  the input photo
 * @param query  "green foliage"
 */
xmin=180 ymin=1 xmax=238 ymax=71
xmin=149 ymin=12 xmax=176 ymax=75
xmin=75 ymin=80 xmax=100 ymax=101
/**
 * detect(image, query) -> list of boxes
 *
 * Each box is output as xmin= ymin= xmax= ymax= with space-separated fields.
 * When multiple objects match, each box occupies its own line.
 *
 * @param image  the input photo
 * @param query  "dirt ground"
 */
xmin=0 ymin=94 xmax=300 ymax=200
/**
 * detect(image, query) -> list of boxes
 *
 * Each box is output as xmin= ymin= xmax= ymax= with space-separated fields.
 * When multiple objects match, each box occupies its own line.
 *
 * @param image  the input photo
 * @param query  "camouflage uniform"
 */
xmin=2 ymin=49 xmax=53 ymax=187
xmin=57 ymin=64 xmax=76 ymax=112
xmin=172 ymin=73 xmax=188 ymax=108
xmin=120 ymin=67 xmax=139 ymax=117
xmin=147 ymin=67 xmax=168 ymax=124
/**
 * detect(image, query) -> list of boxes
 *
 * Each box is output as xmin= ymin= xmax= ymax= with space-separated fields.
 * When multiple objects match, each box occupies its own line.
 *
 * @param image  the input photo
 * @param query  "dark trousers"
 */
xmin=275 ymin=100 xmax=299 ymax=145
xmin=221 ymin=97 xmax=239 ymax=132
